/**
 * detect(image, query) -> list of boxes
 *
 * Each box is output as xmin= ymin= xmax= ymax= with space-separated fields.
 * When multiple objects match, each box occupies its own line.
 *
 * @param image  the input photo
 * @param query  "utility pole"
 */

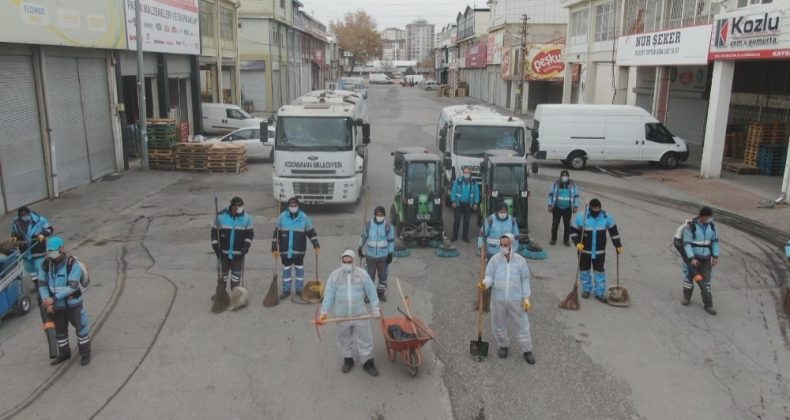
xmin=514 ymin=14 xmax=529 ymax=116
xmin=135 ymin=0 xmax=149 ymax=169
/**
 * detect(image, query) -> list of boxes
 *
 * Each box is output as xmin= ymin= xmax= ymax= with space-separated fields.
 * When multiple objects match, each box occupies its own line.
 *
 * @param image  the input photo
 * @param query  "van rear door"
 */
xmin=604 ymin=116 xmax=642 ymax=160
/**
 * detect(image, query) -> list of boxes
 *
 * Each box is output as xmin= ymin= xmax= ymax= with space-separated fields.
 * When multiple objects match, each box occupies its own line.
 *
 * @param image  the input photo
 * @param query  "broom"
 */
xmin=560 ymin=205 xmax=586 ymax=311
xmin=263 ymin=200 xmax=282 ymax=307
xmin=229 ymin=259 xmax=249 ymax=311
xmin=211 ymin=197 xmax=230 ymax=313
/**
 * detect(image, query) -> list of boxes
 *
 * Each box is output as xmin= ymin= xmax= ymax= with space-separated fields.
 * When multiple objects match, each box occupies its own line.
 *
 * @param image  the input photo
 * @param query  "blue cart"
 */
xmin=0 ymin=250 xmax=31 ymax=324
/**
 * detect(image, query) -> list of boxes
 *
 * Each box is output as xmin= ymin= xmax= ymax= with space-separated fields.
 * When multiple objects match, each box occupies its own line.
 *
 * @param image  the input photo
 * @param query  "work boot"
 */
xmin=50 ymin=353 xmax=70 ymax=366
xmin=595 ymin=295 xmax=608 ymax=304
xmin=681 ymin=289 xmax=693 ymax=306
xmin=279 ymin=290 xmax=291 ymax=300
xmin=581 ymin=291 xmax=590 ymax=299
xmin=498 ymin=347 xmax=508 ymax=359
xmin=377 ymin=289 xmax=387 ymax=302
xmin=549 ymin=239 xmax=557 ymax=246
xmin=363 ymin=359 xmax=379 ymax=377
xmin=564 ymin=241 xmax=571 ymax=247
xmin=704 ymin=305 xmax=717 ymax=316
xmin=342 ymin=357 xmax=354 ymax=373
xmin=462 ymin=237 xmax=470 ymax=243
xmin=524 ymin=352 xmax=536 ymax=365
xmin=295 ymin=290 xmax=302 ymax=299
xmin=81 ymin=354 xmax=91 ymax=366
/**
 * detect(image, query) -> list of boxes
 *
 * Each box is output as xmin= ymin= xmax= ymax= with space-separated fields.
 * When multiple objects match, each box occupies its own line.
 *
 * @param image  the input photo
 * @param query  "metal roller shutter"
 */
xmin=46 ymin=56 xmax=91 ymax=191
xmin=0 ymin=56 xmax=48 ymax=211
xmin=635 ymin=93 xmax=653 ymax=114
xmin=241 ymin=70 xmax=266 ymax=112
xmin=666 ymin=95 xmax=706 ymax=145
xmin=78 ymin=58 xmax=116 ymax=179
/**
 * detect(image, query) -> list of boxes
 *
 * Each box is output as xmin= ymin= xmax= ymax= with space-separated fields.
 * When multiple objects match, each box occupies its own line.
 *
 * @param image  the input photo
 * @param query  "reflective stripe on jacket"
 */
xmin=569 ymin=209 xmax=621 ymax=259
xmin=360 ymin=219 xmax=395 ymax=259
xmin=272 ymin=210 xmax=319 ymax=257
xmin=211 ymin=209 xmax=254 ymax=260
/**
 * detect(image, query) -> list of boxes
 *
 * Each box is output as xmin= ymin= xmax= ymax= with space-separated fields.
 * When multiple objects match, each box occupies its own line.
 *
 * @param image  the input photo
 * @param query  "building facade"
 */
xmin=406 ymin=20 xmax=436 ymax=61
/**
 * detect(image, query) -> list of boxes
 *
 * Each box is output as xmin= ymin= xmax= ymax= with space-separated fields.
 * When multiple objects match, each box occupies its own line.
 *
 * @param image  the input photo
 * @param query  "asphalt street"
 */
xmin=0 ymin=85 xmax=788 ymax=420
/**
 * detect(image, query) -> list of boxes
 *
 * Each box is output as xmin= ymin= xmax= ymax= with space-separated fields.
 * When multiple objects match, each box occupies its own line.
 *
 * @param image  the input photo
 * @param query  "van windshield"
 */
xmin=275 ymin=117 xmax=352 ymax=151
xmin=453 ymin=126 xmax=525 ymax=158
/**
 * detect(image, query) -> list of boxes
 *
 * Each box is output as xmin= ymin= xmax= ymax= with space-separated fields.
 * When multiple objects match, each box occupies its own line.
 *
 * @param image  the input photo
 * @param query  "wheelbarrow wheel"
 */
xmin=16 ymin=296 xmax=31 ymax=315
xmin=406 ymin=349 xmax=419 ymax=377
xmin=386 ymin=345 xmax=397 ymax=362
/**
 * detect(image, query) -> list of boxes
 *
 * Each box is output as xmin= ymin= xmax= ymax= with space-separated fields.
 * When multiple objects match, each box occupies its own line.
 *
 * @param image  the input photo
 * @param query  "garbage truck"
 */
xmin=270 ymin=90 xmax=370 ymax=204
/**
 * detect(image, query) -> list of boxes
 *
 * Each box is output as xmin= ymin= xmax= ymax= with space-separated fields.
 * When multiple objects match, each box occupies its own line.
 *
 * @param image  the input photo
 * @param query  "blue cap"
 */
xmin=46 ymin=236 xmax=64 ymax=251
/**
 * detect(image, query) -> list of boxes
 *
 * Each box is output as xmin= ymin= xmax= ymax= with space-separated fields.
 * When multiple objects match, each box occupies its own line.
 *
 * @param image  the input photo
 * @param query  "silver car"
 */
xmin=206 ymin=126 xmax=276 ymax=160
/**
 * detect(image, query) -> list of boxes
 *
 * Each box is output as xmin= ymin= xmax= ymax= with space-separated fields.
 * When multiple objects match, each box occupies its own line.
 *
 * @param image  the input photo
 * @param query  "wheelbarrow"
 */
xmin=0 ymin=250 xmax=31 ymax=325
xmin=380 ymin=311 xmax=434 ymax=377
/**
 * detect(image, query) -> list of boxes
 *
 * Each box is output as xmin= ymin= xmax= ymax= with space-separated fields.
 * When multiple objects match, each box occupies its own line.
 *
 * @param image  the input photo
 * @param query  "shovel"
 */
xmin=607 ymin=252 xmax=630 ymax=307
xmin=470 ymin=288 xmax=489 ymax=361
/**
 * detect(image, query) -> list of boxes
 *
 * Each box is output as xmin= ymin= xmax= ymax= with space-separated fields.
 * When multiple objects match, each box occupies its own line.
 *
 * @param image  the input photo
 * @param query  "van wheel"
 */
xmin=660 ymin=153 xmax=679 ymax=169
xmin=567 ymin=152 xmax=587 ymax=170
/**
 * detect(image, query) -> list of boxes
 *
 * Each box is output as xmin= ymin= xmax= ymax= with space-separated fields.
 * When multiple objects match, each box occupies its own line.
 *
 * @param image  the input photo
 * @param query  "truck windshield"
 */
xmin=275 ymin=117 xmax=352 ymax=151
xmin=406 ymin=162 xmax=438 ymax=195
xmin=492 ymin=165 xmax=525 ymax=195
xmin=453 ymin=126 xmax=525 ymax=157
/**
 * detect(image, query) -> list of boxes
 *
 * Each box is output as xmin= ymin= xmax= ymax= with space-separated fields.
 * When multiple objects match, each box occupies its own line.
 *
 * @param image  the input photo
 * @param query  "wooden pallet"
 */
xmin=722 ymin=162 xmax=758 ymax=174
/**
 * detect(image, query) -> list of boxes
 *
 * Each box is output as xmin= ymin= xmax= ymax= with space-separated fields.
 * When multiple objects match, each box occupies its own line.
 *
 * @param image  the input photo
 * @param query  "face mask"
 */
xmin=341 ymin=263 xmax=353 ymax=273
xmin=501 ymin=246 xmax=511 ymax=255
xmin=561 ymin=176 xmax=569 ymax=182
xmin=235 ymin=206 xmax=244 ymax=214
xmin=375 ymin=216 xmax=385 ymax=223
xmin=497 ymin=212 xmax=508 ymax=220
xmin=289 ymin=206 xmax=298 ymax=214
xmin=47 ymin=250 xmax=61 ymax=260
xmin=21 ymin=215 xmax=31 ymax=222
xmin=463 ymin=173 xmax=471 ymax=180
xmin=590 ymin=209 xmax=600 ymax=217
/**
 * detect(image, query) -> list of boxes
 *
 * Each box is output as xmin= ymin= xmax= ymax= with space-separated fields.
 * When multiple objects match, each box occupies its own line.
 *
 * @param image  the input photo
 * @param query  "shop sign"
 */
xmin=501 ymin=47 xmax=512 ymax=76
xmin=124 ymin=0 xmax=201 ymax=55
xmin=669 ymin=66 xmax=707 ymax=92
xmin=709 ymin=3 xmax=790 ymax=60
xmin=616 ymin=25 xmax=711 ymax=66
xmin=0 ymin=0 xmax=127 ymax=48
xmin=464 ymin=39 xmax=487 ymax=68
xmin=525 ymin=44 xmax=565 ymax=81
xmin=487 ymin=32 xmax=504 ymax=65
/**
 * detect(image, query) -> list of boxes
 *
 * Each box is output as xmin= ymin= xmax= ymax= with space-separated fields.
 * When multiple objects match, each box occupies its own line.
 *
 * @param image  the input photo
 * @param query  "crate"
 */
xmin=757 ymin=144 xmax=787 ymax=176
xmin=723 ymin=132 xmax=747 ymax=159
xmin=746 ymin=122 xmax=789 ymax=146
xmin=147 ymin=119 xmax=179 ymax=148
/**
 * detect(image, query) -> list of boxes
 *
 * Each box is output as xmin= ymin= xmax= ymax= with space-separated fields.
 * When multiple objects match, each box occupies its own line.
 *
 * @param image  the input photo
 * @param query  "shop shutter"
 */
xmin=46 ymin=56 xmax=92 ymax=191
xmin=241 ymin=70 xmax=267 ymax=112
xmin=666 ymin=96 xmax=706 ymax=145
xmin=0 ymin=56 xmax=48 ymax=211
xmin=635 ymin=93 xmax=653 ymax=114
xmin=78 ymin=57 xmax=116 ymax=179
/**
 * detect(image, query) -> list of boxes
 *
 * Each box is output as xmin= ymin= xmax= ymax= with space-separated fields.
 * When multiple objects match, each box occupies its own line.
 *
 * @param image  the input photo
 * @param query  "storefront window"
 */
xmin=220 ymin=7 xmax=234 ymax=50
xmin=623 ymin=0 xmax=662 ymax=35
xmin=200 ymin=0 xmax=215 ymax=48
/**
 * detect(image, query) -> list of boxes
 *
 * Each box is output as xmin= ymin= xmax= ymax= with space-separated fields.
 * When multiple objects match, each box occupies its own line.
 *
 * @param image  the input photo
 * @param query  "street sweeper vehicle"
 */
xmin=435 ymin=105 xmax=540 ymax=207
xmin=478 ymin=149 xmax=547 ymax=259
xmin=390 ymin=148 xmax=458 ymax=257
xmin=270 ymin=90 xmax=370 ymax=204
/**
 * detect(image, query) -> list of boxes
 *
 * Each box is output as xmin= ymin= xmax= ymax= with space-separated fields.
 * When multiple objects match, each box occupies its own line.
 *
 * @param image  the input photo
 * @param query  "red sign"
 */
xmin=464 ymin=40 xmax=487 ymax=68
xmin=525 ymin=44 xmax=566 ymax=81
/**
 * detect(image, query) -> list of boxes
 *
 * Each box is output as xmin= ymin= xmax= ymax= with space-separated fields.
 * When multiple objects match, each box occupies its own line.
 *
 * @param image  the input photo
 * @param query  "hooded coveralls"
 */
xmin=272 ymin=209 xmax=319 ymax=293
xmin=360 ymin=219 xmax=395 ymax=290
xmin=38 ymin=256 xmax=91 ymax=359
xmin=483 ymin=251 xmax=533 ymax=353
xmin=570 ymin=209 xmax=622 ymax=296
xmin=321 ymin=260 xmax=380 ymax=363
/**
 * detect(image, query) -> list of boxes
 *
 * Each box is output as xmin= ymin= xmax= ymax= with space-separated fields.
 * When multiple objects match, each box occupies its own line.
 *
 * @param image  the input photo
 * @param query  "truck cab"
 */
xmin=436 ymin=105 xmax=538 ymax=205
xmin=271 ymin=90 xmax=370 ymax=204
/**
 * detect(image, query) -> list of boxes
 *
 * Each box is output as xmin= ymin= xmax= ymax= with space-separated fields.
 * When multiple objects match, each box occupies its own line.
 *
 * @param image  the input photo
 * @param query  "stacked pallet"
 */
xmin=179 ymin=121 xmax=189 ymax=144
xmin=176 ymin=143 xmax=210 ymax=172
xmin=757 ymin=143 xmax=788 ymax=176
xmin=147 ymin=119 xmax=179 ymax=170
xmin=723 ymin=132 xmax=747 ymax=159
xmin=744 ymin=122 xmax=789 ymax=166
xmin=207 ymin=143 xmax=247 ymax=174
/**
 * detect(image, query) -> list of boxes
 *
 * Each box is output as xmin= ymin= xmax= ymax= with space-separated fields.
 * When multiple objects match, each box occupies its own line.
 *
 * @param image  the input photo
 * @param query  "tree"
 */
xmin=330 ymin=10 xmax=382 ymax=75
xmin=404 ymin=67 xmax=415 ymax=76
xmin=381 ymin=60 xmax=395 ymax=75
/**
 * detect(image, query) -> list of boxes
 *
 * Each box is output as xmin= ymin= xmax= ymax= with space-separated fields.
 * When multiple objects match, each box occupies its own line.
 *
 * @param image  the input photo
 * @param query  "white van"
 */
xmin=369 ymin=73 xmax=393 ymax=84
xmin=404 ymin=75 xmax=424 ymax=85
xmin=201 ymin=103 xmax=266 ymax=135
xmin=533 ymin=104 xmax=689 ymax=169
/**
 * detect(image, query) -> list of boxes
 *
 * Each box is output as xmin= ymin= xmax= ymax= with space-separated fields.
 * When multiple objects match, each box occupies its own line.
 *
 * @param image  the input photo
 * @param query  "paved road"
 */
xmin=0 ymin=85 xmax=788 ymax=420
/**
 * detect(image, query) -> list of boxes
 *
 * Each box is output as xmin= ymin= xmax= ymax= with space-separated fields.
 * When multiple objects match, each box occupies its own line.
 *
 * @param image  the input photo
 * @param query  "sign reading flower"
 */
xmin=525 ymin=44 xmax=566 ymax=81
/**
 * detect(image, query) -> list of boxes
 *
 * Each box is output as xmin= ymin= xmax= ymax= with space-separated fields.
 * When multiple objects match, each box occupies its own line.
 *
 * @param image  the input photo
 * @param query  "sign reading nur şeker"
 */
xmin=616 ymin=25 xmax=712 ymax=66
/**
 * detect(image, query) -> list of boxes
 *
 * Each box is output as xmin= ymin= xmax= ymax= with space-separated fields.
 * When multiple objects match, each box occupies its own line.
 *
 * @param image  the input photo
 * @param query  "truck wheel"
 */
xmin=567 ymin=152 xmax=587 ymax=170
xmin=660 ymin=152 xmax=679 ymax=169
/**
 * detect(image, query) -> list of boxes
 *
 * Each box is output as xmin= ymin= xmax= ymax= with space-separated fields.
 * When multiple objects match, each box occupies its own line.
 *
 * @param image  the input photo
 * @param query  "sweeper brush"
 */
xmin=434 ymin=240 xmax=460 ymax=258
xmin=518 ymin=241 xmax=548 ymax=260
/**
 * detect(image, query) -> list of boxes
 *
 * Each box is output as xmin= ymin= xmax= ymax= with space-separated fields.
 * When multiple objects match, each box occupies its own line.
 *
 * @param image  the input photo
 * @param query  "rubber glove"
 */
xmin=272 ymin=250 xmax=280 ymax=258
xmin=616 ymin=247 xmax=624 ymax=254
xmin=37 ymin=234 xmax=46 ymax=243
xmin=576 ymin=243 xmax=584 ymax=252
xmin=317 ymin=313 xmax=328 ymax=325
xmin=315 ymin=247 xmax=320 ymax=255
xmin=523 ymin=298 xmax=531 ymax=312
xmin=477 ymin=281 xmax=486 ymax=290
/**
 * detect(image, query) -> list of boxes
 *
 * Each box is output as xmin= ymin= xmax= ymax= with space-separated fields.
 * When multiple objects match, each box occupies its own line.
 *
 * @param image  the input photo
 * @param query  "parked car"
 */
xmin=369 ymin=73 xmax=394 ymax=84
xmin=205 ymin=126 xmax=275 ymax=160
xmin=533 ymin=104 xmax=689 ymax=170
xmin=202 ymin=103 xmax=266 ymax=135
xmin=423 ymin=81 xmax=438 ymax=91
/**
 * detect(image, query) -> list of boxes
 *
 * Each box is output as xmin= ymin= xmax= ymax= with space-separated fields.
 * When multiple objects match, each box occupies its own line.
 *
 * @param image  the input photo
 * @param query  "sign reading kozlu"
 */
xmin=709 ymin=3 xmax=790 ymax=60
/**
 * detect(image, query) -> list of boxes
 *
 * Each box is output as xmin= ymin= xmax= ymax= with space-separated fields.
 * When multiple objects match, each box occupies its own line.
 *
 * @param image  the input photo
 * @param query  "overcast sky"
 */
xmin=301 ymin=0 xmax=481 ymax=31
